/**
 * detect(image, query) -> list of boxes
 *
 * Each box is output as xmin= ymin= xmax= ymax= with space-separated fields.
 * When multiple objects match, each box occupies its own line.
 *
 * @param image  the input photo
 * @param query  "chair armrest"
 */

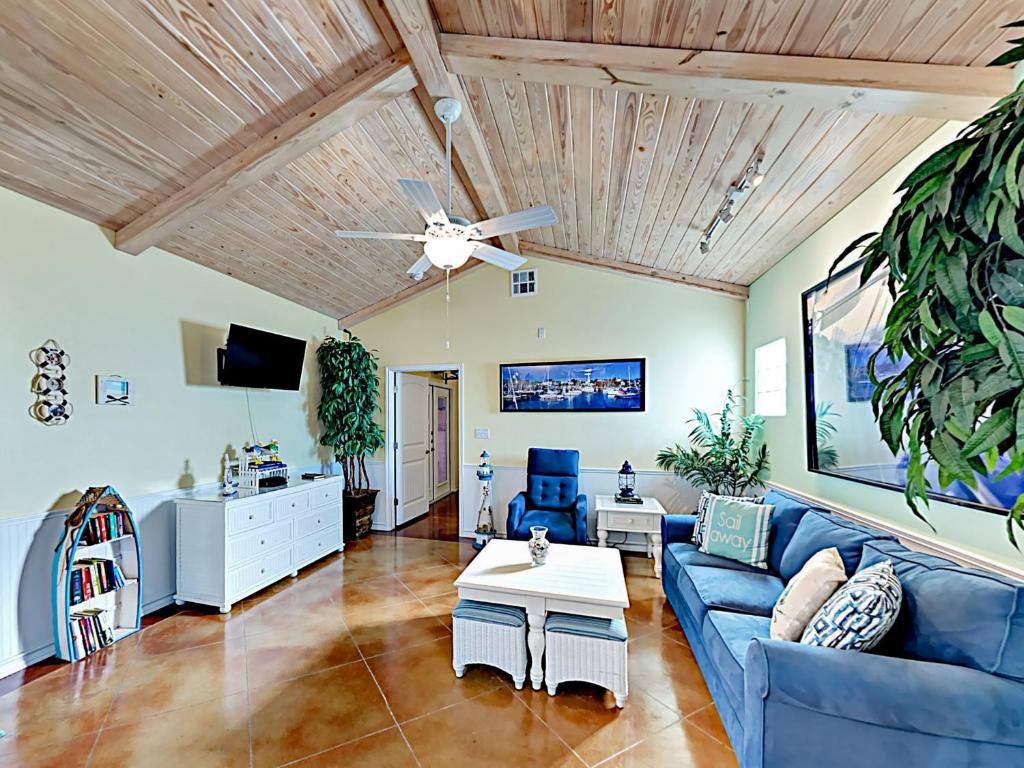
xmin=745 ymin=638 xmax=1024 ymax=747
xmin=573 ymin=494 xmax=588 ymax=545
xmin=507 ymin=492 xmax=527 ymax=538
xmin=661 ymin=514 xmax=696 ymax=545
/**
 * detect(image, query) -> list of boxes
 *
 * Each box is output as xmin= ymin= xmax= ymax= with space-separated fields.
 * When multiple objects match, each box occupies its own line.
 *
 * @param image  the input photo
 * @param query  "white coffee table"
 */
xmin=595 ymin=495 xmax=668 ymax=577
xmin=454 ymin=539 xmax=629 ymax=692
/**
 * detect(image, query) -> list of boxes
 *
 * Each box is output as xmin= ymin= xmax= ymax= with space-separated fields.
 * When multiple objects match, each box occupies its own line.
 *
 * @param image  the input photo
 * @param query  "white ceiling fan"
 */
xmin=333 ymin=98 xmax=557 ymax=281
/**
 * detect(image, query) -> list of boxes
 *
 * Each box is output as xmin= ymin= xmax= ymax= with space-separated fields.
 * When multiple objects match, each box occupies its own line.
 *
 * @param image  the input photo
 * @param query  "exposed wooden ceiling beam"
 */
xmin=380 ymin=0 xmax=519 ymax=253
xmin=115 ymin=51 xmax=417 ymax=255
xmin=440 ymin=35 xmax=1013 ymax=121
xmin=338 ymin=260 xmax=484 ymax=327
xmin=520 ymin=242 xmax=749 ymax=300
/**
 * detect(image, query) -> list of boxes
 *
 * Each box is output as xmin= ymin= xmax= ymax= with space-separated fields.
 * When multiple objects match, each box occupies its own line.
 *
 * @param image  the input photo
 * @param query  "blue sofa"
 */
xmin=507 ymin=448 xmax=587 ymax=544
xmin=661 ymin=488 xmax=1024 ymax=768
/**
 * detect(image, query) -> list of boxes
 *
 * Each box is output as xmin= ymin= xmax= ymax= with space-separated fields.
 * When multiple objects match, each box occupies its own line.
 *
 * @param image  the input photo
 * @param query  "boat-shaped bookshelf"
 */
xmin=52 ymin=485 xmax=142 ymax=661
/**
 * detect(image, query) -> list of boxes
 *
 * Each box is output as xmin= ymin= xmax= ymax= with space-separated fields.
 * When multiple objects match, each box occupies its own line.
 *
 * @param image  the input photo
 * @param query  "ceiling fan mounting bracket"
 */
xmin=433 ymin=97 xmax=462 ymax=126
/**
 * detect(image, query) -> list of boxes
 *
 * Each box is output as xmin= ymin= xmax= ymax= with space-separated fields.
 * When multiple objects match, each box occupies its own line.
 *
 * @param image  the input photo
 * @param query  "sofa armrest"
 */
xmin=574 ymin=494 xmax=588 ymax=545
xmin=745 ymin=638 xmax=1024 ymax=749
xmin=661 ymin=514 xmax=696 ymax=545
xmin=507 ymin=492 xmax=527 ymax=538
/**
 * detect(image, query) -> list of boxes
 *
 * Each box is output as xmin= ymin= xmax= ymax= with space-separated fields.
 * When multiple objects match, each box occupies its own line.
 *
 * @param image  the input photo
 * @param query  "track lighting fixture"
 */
xmin=699 ymin=154 xmax=765 ymax=255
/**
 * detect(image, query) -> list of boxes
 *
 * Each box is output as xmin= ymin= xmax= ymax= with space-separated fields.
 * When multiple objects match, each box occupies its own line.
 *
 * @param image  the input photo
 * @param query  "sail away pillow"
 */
xmin=693 ymin=491 xmax=765 ymax=547
xmin=697 ymin=496 xmax=774 ymax=569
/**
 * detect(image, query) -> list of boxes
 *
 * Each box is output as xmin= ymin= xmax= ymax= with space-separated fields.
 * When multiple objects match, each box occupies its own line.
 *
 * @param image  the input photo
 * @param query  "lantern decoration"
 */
xmin=615 ymin=459 xmax=641 ymax=504
xmin=473 ymin=451 xmax=496 ymax=550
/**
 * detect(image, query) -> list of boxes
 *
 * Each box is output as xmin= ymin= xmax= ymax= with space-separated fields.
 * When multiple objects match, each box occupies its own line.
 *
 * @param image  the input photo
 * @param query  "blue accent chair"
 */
xmin=660 ymin=488 xmax=1024 ymax=768
xmin=507 ymin=448 xmax=587 ymax=544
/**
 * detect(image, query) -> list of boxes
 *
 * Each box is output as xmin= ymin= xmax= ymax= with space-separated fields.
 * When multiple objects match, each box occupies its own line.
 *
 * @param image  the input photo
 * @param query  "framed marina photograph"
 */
xmin=499 ymin=358 xmax=646 ymax=412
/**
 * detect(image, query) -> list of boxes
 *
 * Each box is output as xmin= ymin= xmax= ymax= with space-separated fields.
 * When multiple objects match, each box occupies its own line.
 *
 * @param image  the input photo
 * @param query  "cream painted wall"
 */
xmin=746 ymin=122 xmax=1024 ymax=569
xmin=0 ymin=187 xmax=336 ymax=519
xmin=352 ymin=257 xmax=746 ymax=473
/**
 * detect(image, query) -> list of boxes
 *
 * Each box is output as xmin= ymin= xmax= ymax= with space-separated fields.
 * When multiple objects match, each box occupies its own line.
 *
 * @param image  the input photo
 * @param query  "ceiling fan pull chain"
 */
xmin=444 ymin=267 xmax=452 ymax=350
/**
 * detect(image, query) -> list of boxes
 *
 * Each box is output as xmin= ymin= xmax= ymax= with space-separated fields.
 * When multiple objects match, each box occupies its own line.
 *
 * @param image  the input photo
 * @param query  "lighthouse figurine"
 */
xmin=473 ymin=451 xmax=496 ymax=550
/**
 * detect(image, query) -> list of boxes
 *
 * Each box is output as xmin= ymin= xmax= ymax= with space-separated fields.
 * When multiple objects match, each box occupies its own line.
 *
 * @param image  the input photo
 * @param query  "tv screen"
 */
xmin=217 ymin=324 xmax=306 ymax=391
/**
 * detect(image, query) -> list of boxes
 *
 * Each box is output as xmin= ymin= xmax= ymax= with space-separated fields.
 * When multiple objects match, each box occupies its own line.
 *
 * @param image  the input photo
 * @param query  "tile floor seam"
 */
xmin=509 ymin=687 xmax=591 ymax=767
xmin=587 ymin=718 xmax=682 ymax=768
xmin=684 ymin=704 xmax=731 ymax=748
xmin=272 ymin=724 xmax=398 ymax=768
xmin=390 ymin=681 xmax=512 ymax=728
xmin=243 ymin=624 xmax=255 ymax=768
xmin=82 ymin=633 xmax=141 ymax=767
xmin=360 ymin=654 xmax=424 ymax=768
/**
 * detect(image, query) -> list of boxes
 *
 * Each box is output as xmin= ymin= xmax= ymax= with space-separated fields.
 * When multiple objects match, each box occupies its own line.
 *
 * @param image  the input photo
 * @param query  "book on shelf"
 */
xmin=79 ymin=509 xmax=130 ymax=546
xmin=69 ymin=557 xmax=126 ymax=605
xmin=69 ymin=608 xmax=114 ymax=657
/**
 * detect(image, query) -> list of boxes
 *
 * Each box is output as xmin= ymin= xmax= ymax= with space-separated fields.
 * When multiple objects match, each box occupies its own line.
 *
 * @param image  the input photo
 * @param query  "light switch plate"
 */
xmin=474 ymin=428 xmax=490 ymax=440
xmin=537 ymin=327 xmax=546 ymax=339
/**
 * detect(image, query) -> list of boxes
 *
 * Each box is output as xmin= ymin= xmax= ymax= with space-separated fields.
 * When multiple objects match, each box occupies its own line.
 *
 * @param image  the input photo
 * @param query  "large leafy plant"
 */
xmin=656 ymin=390 xmax=770 ymax=496
xmin=316 ymin=331 xmax=385 ymax=493
xmin=830 ymin=24 xmax=1024 ymax=544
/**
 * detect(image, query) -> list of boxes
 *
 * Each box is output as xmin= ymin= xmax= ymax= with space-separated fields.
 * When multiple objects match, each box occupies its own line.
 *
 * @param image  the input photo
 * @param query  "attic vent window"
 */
xmin=511 ymin=268 xmax=537 ymax=297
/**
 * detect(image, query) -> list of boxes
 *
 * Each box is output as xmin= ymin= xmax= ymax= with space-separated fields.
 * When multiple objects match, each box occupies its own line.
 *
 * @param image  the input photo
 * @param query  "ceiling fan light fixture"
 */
xmin=423 ymin=238 xmax=475 ymax=270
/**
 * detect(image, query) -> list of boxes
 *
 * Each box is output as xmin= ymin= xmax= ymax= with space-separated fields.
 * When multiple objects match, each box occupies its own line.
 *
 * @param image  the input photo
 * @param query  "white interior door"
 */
xmin=431 ymin=385 xmax=451 ymax=501
xmin=396 ymin=373 xmax=430 ymax=525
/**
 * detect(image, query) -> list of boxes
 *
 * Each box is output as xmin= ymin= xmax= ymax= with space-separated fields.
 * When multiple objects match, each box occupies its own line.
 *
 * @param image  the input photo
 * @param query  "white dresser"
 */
xmin=174 ymin=477 xmax=343 ymax=612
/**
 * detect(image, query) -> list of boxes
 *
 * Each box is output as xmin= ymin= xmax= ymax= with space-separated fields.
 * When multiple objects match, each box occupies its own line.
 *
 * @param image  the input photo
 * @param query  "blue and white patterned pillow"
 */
xmin=801 ymin=560 xmax=902 ymax=651
xmin=692 ymin=490 xmax=765 ymax=546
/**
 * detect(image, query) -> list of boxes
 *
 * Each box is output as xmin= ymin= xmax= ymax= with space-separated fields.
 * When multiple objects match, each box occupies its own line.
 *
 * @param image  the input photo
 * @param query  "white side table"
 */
xmin=594 ymin=495 xmax=668 ymax=577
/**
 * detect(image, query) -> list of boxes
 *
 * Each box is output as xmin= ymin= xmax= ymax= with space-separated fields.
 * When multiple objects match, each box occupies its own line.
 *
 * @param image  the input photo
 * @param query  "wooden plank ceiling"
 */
xmin=0 ymin=1 xmax=1019 ymax=319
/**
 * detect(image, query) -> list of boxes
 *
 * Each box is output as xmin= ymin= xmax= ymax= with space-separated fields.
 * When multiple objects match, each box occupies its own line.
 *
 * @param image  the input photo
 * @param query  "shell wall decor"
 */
xmin=31 ymin=339 xmax=72 ymax=425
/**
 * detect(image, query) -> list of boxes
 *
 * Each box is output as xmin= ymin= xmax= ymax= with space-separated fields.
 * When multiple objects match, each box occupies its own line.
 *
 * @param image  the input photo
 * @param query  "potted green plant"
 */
xmin=316 ymin=331 xmax=385 ymax=539
xmin=656 ymin=390 xmax=770 ymax=496
xmin=830 ymin=24 xmax=1024 ymax=545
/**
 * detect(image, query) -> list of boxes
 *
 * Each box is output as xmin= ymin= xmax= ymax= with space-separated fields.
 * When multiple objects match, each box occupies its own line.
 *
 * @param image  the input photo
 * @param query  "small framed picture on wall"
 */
xmin=96 ymin=375 xmax=134 ymax=406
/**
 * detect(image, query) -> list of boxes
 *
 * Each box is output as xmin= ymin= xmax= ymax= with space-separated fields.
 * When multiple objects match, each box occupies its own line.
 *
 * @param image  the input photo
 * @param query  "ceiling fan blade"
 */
xmin=334 ymin=230 xmax=428 ymax=241
xmin=469 ymin=205 xmax=557 ymax=239
xmin=473 ymin=243 xmax=527 ymax=271
xmin=407 ymin=254 xmax=434 ymax=279
xmin=398 ymin=179 xmax=449 ymax=225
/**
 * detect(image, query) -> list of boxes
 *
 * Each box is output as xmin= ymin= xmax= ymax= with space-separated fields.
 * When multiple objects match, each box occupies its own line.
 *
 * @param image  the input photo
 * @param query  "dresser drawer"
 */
xmin=273 ymin=490 xmax=310 ymax=520
xmin=228 ymin=520 xmax=292 ymax=566
xmin=604 ymin=510 xmax=658 ymax=532
xmin=310 ymin=481 xmax=341 ymax=507
xmin=228 ymin=545 xmax=294 ymax=600
xmin=294 ymin=524 xmax=340 ymax=567
xmin=295 ymin=507 xmax=338 ymax=539
xmin=227 ymin=501 xmax=273 ymax=535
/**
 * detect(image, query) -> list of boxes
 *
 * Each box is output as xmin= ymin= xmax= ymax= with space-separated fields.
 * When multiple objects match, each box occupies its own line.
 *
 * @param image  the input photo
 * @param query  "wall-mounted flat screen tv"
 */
xmin=217 ymin=324 xmax=306 ymax=391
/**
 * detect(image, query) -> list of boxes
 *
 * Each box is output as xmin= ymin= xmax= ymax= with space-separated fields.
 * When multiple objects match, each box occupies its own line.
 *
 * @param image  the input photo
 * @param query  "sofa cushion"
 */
xmin=693 ymin=491 xmax=765 ymax=547
xmin=778 ymin=510 xmax=894 ymax=581
xmin=663 ymin=541 xmax=765 ymax=588
xmin=771 ymin=547 xmax=847 ymax=641
xmin=513 ymin=509 xmax=576 ymax=544
xmin=687 ymin=566 xmax=785 ymax=617
xmin=861 ymin=540 xmax=1024 ymax=682
xmin=702 ymin=610 xmax=771 ymax=710
xmin=526 ymin=448 xmax=579 ymax=509
xmin=761 ymin=489 xmax=816 ymax=574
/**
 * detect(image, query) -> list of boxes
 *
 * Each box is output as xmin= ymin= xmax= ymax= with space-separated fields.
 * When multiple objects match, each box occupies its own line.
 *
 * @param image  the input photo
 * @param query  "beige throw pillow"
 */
xmin=770 ymin=547 xmax=847 ymax=641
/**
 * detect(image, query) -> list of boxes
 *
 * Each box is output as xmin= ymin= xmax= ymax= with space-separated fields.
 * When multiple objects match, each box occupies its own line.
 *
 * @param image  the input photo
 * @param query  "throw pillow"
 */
xmin=801 ymin=560 xmax=902 ymax=651
xmin=697 ymin=496 xmax=774 ymax=569
xmin=693 ymin=490 xmax=765 ymax=546
xmin=771 ymin=547 xmax=847 ymax=641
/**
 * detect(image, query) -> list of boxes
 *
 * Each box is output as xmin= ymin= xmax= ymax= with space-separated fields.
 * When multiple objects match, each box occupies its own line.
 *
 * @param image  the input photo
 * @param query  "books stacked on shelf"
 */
xmin=69 ymin=608 xmax=115 ymax=658
xmin=70 ymin=557 xmax=127 ymax=605
xmin=79 ymin=509 xmax=132 ymax=545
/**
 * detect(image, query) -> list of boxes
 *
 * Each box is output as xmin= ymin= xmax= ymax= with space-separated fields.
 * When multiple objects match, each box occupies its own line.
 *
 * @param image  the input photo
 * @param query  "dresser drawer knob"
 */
xmin=317 ymin=519 xmax=321 ymax=524
xmin=260 ymin=568 xmax=265 ymax=574
xmin=260 ymin=539 xmax=265 ymax=546
xmin=248 ymin=514 xmax=254 ymax=520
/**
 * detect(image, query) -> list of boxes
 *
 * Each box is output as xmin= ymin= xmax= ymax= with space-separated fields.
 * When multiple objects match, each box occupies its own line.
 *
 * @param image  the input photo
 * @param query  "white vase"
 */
xmin=528 ymin=525 xmax=549 ymax=566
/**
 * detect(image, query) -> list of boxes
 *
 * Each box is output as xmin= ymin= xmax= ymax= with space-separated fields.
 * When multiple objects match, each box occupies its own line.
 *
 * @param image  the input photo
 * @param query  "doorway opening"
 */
xmin=385 ymin=365 xmax=464 ymax=541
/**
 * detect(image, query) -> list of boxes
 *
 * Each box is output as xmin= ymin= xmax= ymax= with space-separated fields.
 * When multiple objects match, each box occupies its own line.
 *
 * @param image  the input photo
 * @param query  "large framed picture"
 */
xmin=499 ymin=358 xmax=646 ymax=412
xmin=803 ymin=260 xmax=1012 ymax=515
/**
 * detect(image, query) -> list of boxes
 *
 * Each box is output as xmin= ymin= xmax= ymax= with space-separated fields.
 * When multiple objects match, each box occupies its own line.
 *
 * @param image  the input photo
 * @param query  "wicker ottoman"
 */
xmin=452 ymin=599 xmax=528 ymax=689
xmin=544 ymin=612 xmax=629 ymax=707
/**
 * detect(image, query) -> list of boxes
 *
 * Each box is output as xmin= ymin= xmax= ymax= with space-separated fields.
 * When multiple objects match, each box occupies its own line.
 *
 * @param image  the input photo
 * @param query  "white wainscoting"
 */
xmin=0 ymin=483 xmax=211 ymax=678
xmin=1 ymin=466 xmax=331 ymax=679
xmin=458 ymin=464 xmax=699 ymax=549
